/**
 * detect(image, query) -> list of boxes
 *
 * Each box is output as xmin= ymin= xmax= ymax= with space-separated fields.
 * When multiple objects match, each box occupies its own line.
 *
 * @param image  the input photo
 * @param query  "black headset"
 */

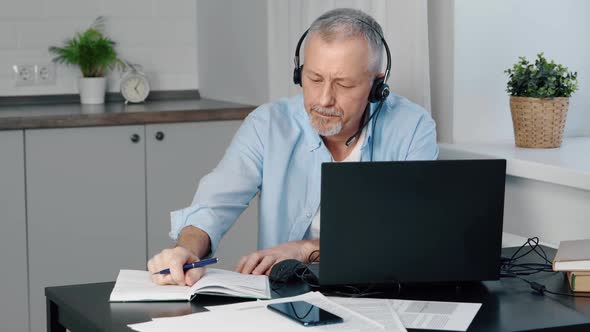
xmin=292 ymin=19 xmax=392 ymax=104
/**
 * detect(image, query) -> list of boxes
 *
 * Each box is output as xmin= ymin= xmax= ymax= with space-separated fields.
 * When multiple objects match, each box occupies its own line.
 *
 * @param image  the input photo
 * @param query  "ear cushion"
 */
xmin=368 ymin=77 xmax=390 ymax=103
xmin=293 ymin=65 xmax=304 ymax=86
xmin=269 ymin=259 xmax=306 ymax=283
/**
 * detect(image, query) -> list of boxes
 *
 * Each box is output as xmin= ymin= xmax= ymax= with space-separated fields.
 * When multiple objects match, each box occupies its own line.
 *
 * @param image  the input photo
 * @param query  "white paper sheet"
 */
xmin=330 ymin=297 xmax=481 ymax=331
xmin=327 ymin=297 xmax=407 ymax=331
xmin=129 ymin=292 xmax=386 ymax=332
xmin=205 ymin=291 xmax=389 ymax=332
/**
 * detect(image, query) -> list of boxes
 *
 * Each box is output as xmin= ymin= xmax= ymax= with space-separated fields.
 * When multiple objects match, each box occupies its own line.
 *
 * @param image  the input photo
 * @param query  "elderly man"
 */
xmin=148 ymin=8 xmax=438 ymax=286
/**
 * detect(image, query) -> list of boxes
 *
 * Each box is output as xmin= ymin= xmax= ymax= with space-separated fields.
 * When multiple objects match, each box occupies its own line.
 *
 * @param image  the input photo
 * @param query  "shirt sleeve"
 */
xmin=406 ymin=113 xmax=439 ymax=160
xmin=169 ymin=110 xmax=264 ymax=253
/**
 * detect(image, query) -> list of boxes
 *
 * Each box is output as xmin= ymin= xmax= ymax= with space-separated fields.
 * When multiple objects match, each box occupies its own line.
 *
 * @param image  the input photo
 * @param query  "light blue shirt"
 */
xmin=169 ymin=93 xmax=438 ymax=252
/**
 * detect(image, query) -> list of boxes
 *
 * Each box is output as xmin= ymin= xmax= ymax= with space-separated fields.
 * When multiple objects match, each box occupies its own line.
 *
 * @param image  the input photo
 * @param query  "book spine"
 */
xmin=571 ymin=273 xmax=576 ymax=291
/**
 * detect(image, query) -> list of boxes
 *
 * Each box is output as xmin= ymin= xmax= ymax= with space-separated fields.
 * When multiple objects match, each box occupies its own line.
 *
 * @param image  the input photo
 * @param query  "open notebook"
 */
xmin=109 ymin=268 xmax=271 ymax=302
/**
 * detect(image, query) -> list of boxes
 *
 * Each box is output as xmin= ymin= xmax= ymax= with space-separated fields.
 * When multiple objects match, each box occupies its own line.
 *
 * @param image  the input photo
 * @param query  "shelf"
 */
xmin=439 ymin=137 xmax=590 ymax=191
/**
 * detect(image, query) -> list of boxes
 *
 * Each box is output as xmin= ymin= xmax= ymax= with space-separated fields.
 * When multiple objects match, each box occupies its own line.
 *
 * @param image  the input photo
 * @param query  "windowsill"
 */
xmin=438 ymin=137 xmax=590 ymax=191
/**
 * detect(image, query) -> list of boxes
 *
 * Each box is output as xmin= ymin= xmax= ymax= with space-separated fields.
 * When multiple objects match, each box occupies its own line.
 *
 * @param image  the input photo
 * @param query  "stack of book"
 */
xmin=553 ymin=239 xmax=590 ymax=292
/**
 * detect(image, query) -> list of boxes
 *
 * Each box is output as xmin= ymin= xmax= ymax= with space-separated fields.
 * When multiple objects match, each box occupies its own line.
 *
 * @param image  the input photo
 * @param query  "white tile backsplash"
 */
xmin=140 ymin=72 xmax=199 ymax=91
xmin=46 ymin=0 xmax=102 ymax=18
xmin=17 ymin=19 xmax=90 ymax=49
xmin=118 ymin=46 xmax=197 ymax=74
xmin=0 ymin=0 xmax=44 ymax=18
xmin=106 ymin=18 xmax=195 ymax=48
xmin=0 ymin=23 xmax=18 ymax=49
xmin=153 ymin=0 xmax=196 ymax=18
xmin=0 ymin=0 xmax=198 ymax=96
xmin=102 ymin=0 xmax=152 ymax=17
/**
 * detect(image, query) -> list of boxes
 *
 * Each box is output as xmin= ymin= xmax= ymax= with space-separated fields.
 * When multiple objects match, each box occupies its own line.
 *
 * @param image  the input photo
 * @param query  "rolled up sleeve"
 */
xmin=169 ymin=110 xmax=265 ymax=253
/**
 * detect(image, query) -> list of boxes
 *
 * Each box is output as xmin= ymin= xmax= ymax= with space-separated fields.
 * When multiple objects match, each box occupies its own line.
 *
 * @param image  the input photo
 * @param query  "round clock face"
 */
xmin=121 ymin=73 xmax=150 ymax=103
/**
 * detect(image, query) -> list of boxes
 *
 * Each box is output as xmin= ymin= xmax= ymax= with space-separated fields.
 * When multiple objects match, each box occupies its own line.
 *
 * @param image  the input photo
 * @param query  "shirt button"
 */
xmin=306 ymin=211 xmax=312 ymax=218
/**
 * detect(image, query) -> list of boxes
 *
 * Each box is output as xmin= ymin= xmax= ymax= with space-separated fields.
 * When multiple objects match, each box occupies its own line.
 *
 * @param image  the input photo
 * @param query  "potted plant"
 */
xmin=49 ymin=17 xmax=124 ymax=104
xmin=505 ymin=53 xmax=578 ymax=148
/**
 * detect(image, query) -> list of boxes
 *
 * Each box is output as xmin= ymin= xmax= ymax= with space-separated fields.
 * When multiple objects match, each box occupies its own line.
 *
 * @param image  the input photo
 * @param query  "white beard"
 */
xmin=309 ymin=106 xmax=343 ymax=136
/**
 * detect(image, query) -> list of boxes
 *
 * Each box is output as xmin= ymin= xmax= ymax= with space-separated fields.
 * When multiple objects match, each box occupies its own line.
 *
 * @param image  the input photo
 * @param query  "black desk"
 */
xmin=46 ymin=247 xmax=590 ymax=331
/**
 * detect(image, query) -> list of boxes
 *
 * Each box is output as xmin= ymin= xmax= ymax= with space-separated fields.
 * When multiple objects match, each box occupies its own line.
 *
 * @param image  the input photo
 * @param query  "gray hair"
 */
xmin=306 ymin=8 xmax=385 ymax=74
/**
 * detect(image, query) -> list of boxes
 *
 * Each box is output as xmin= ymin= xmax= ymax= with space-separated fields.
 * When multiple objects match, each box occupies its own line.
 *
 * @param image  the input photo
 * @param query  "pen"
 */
xmin=153 ymin=257 xmax=219 ymax=275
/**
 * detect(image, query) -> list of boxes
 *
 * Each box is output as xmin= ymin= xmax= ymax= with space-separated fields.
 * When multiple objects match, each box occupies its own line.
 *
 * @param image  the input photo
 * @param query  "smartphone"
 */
xmin=267 ymin=300 xmax=343 ymax=327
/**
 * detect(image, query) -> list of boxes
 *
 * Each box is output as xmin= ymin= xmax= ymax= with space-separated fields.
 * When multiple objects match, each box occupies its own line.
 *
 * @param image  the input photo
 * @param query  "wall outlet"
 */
xmin=13 ymin=64 xmax=36 ymax=86
xmin=36 ymin=63 xmax=56 ymax=85
xmin=13 ymin=63 xmax=57 ymax=86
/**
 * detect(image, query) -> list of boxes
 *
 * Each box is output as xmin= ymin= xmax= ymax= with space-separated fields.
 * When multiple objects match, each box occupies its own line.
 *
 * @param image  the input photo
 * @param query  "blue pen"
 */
xmin=153 ymin=257 xmax=219 ymax=275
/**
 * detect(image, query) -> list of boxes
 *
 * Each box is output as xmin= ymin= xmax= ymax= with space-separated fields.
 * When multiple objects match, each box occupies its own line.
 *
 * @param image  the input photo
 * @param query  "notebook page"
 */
xmin=190 ymin=268 xmax=271 ymax=299
xmin=110 ymin=270 xmax=192 ymax=302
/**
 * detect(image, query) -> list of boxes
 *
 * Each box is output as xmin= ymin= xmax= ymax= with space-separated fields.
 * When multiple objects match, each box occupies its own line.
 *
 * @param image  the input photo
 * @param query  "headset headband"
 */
xmin=294 ymin=19 xmax=391 ymax=83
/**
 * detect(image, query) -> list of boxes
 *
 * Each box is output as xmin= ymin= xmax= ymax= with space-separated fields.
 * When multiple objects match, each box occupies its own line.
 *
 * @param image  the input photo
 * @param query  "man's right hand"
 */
xmin=147 ymin=246 xmax=206 ymax=286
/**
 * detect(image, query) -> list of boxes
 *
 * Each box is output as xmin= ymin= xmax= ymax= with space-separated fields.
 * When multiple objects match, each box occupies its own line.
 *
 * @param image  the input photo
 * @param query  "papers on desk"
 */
xmin=124 ymin=287 xmax=479 ymax=332
xmin=330 ymin=297 xmax=481 ymax=331
xmin=205 ymin=291 xmax=402 ymax=332
xmin=129 ymin=292 xmax=399 ymax=332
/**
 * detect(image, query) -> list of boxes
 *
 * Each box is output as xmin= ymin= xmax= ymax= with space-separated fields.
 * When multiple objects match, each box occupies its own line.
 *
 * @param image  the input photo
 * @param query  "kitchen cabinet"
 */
xmin=23 ymin=120 xmax=258 ymax=331
xmin=26 ymin=125 xmax=147 ymax=332
xmin=0 ymin=130 xmax=29 ymax=332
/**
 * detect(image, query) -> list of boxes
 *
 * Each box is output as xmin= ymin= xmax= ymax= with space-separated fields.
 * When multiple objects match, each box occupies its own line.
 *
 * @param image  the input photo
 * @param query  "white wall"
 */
xmin=0 ymin=0 xmax=198 ymax=96
xmin=452 ymin=0 xmax=590 ymax=142
xmin=195 ymin=0 xmax=432 ymax=108
xmin=427 ymin=0 xmax=454 ymax=143
xmin=196 ymin=0 xmax=269 ymax=106
xmin=504 ymin=176 xmax=590 ymax=246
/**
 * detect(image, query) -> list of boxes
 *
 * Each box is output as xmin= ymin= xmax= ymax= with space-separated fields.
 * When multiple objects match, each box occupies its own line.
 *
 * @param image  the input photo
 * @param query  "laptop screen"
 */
xmin=319 ymin=159 xmax=506 ymax=286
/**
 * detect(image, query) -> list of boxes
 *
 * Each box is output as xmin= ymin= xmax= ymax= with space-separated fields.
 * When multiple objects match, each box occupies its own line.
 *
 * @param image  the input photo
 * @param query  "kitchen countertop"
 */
xmin=0 ymin=98 xmax=255 ymax=130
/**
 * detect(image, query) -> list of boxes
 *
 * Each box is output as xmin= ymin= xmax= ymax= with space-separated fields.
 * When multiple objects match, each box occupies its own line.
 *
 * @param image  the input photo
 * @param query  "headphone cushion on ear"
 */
xmin=369 ymin=77 xmax=386 ymax=103
xmin=293 ymin=65 xmax=304 ymax=86
xmin=293 ymin=68 xmax=301 ymax=85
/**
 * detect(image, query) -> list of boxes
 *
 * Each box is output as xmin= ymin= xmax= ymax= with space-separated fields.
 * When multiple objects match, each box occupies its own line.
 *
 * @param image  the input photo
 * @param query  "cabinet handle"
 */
xmin=130 ymin=134 xmax=141 ymax=143
xmin=155 ymin=131 xmax=165 ymax=141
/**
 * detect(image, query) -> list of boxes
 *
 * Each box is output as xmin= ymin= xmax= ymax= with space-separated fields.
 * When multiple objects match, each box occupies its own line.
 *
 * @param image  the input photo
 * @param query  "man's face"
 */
xmin=302 ymin=34 xmax=374 ymax=138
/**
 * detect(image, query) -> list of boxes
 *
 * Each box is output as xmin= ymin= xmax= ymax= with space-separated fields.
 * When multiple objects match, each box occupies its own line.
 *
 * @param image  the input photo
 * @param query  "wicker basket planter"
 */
xmin=509 ymin=96 xmax=569 ymax=148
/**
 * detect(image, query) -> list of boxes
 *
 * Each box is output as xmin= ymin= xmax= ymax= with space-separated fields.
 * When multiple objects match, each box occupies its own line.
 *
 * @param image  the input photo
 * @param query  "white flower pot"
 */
xmin=78 ymin=77 xmax=107 ymax=104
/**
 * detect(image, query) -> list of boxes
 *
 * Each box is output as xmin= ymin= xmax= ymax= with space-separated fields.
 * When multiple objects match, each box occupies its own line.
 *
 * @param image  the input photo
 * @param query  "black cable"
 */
xmin=502 ymin=272 xmax=590 ymax=298
xmin=369 ymin=99 xmax=384 ymax=162
xmin=508 ymin=237 xmax=552 ymax=265
xmin=500 ymin=237 xmax=554 ymax=277
xmin=500 ymin=237 xmax=590 ymax=299
xmin=308 ymin=250 xmax=320 ymax=264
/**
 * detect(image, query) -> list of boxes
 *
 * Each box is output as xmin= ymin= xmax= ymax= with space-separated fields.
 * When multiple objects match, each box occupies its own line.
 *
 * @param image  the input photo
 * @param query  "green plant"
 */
xmin=49 ymin=17 xmax=125 ymax=77
xmin=505 ymin=53 xmax=578 ymax=98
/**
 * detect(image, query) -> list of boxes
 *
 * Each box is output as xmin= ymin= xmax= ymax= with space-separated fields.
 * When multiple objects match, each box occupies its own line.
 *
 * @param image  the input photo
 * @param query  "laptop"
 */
xmin=317 ymin=159 xmax=506 ymax=287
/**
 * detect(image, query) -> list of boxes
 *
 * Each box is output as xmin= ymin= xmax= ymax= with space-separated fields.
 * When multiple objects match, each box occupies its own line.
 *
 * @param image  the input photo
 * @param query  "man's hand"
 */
xmin=147 ymin=246 xmax=206 ymax=286
xmin=235 ymin=240 xmax=318 ymax=276
xmin=147 ymin=226 xmax=212 ymax=286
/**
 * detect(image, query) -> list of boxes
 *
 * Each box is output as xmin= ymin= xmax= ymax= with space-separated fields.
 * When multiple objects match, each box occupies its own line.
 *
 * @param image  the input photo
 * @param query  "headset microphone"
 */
xmin=345 ymin=99 xmax=386 ymax=146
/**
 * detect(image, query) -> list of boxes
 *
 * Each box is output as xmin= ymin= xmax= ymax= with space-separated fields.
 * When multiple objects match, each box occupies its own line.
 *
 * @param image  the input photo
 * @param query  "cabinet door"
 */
xmin=146 ymin=122 xmax=258 ymax=270
xmin=26 ymin=126 xmax=147 ymax=332
xmin=0 ymin=130 xmax=29 ymax=332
